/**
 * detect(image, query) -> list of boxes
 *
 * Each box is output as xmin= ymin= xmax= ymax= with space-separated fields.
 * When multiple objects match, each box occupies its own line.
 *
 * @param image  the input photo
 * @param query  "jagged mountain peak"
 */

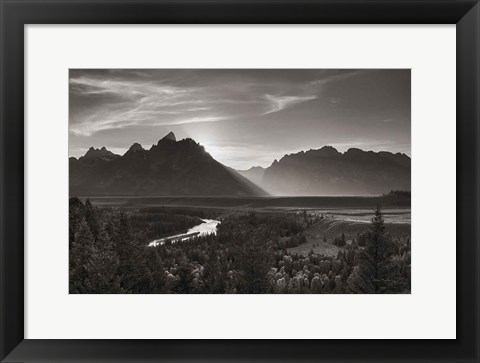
xmin=83 ymin=146 xmax=119 ymax=160
xmin=161 ymin=131 xmax=176 ymax=142
xmin=128 ymin=142 xmax=144 ymax=152
xmin=305 ymin=145 xmax=341 ymax=158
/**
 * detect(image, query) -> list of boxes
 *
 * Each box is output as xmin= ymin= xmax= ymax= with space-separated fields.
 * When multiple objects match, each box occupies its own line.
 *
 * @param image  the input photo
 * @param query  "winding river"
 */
xmin=148 ymin=219 xmax=221 ymax=247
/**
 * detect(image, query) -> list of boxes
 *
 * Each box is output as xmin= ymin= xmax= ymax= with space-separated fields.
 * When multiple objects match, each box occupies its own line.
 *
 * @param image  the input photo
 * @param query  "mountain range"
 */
xmin=69 ymin=132 xmax=266 ymax=197
xmin=259 ymin=146 xmax=410 ymax=196
xmin=70 ymin=132 xmax=411 ymax=197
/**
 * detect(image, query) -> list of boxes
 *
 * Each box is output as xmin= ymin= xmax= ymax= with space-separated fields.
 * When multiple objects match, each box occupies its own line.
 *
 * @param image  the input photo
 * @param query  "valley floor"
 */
xmin=289 ymin=216 xmax=411 ymax=257
xmin=85 ymin=195 xmax=411 ymax=259
xmin=82 ymin=194 xmax=410 ymax=210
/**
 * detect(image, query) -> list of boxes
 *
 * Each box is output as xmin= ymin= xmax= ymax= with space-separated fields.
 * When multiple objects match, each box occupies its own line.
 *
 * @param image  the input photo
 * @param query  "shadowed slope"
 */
xmin=70 ymin=132 xmax=268 ymax=197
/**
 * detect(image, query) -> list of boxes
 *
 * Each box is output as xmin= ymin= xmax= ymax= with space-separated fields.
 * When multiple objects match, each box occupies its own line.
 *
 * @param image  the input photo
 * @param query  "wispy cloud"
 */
xmin=69 ymin=75 xmax=239 ymax=136
xmin=72 ymin=70 xmax=360 ymax=135
xmin=263 ymin=94 xmax=316 ymax=115
xmin=70 ymin=113 xmax=230 ymax=136
xmin=305 ymin=70 xmax=368 ymax=88
xmin=70 ymin=118 xmax=135 ymax=136
xmin=159 ymin=116 xmax=230 ymax=126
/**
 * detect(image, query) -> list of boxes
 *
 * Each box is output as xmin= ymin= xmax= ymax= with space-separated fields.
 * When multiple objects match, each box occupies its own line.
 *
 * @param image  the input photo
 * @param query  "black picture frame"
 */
xmin=1 ymin=1 xmax=479 ymax=362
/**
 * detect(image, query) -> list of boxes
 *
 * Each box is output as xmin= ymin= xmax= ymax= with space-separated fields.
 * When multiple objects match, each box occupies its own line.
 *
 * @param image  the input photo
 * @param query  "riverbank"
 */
xmin=148 ymin=219 xmax=221 ymax=247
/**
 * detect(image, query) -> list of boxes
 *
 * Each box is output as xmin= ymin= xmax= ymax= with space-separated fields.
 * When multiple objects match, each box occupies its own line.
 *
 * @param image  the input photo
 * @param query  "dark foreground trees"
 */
xmin=346 ymin=206 xmax=410 ymax=293
xmin=69 ymin=198 xmax=410 ymax=294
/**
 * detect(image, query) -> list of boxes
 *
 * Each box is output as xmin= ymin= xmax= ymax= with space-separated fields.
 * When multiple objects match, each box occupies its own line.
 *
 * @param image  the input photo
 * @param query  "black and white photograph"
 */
xmin=4 ymin=0 xmax=480 ymax=359
xmin=69 ymin=69 xmax=411 ymax=294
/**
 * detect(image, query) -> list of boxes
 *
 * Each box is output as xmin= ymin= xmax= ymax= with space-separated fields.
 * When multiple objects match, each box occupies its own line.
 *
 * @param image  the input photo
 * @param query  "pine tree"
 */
xmin=69 ymin=218 xmax=95 ymax=293
xmin=115 ymin=214 xmax=142 ymax=292
xmin=346 ymin=206 xmax=393 ymax=293
xmin=236 ymin=237 xmax=272 ymax=294
xmin=203 ymin=241 xmax=222 ymax=293
xmin=84 ymin=225 xmax=121 ymax=293
xmin=69 ymin=197 xmax=85 ymax=243
xmin=176 ymin=261 xmax=194 ymax=294
xmin=85 ymin=199 xmax=100 ymax=241
xmin=144 ymin=248 xmax=166 ymax=293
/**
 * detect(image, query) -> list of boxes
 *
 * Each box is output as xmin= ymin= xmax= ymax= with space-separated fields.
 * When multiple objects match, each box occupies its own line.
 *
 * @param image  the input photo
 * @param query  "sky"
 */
xmin=69 ymin=69 xmax=411 ymax=170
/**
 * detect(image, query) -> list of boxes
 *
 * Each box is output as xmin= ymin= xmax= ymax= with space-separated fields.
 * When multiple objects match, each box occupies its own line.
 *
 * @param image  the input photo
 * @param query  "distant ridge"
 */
xmin=236 ymin=166 xmax=265 ymax=185
xmin=261 ymin=146 xmax=411 ymax=196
